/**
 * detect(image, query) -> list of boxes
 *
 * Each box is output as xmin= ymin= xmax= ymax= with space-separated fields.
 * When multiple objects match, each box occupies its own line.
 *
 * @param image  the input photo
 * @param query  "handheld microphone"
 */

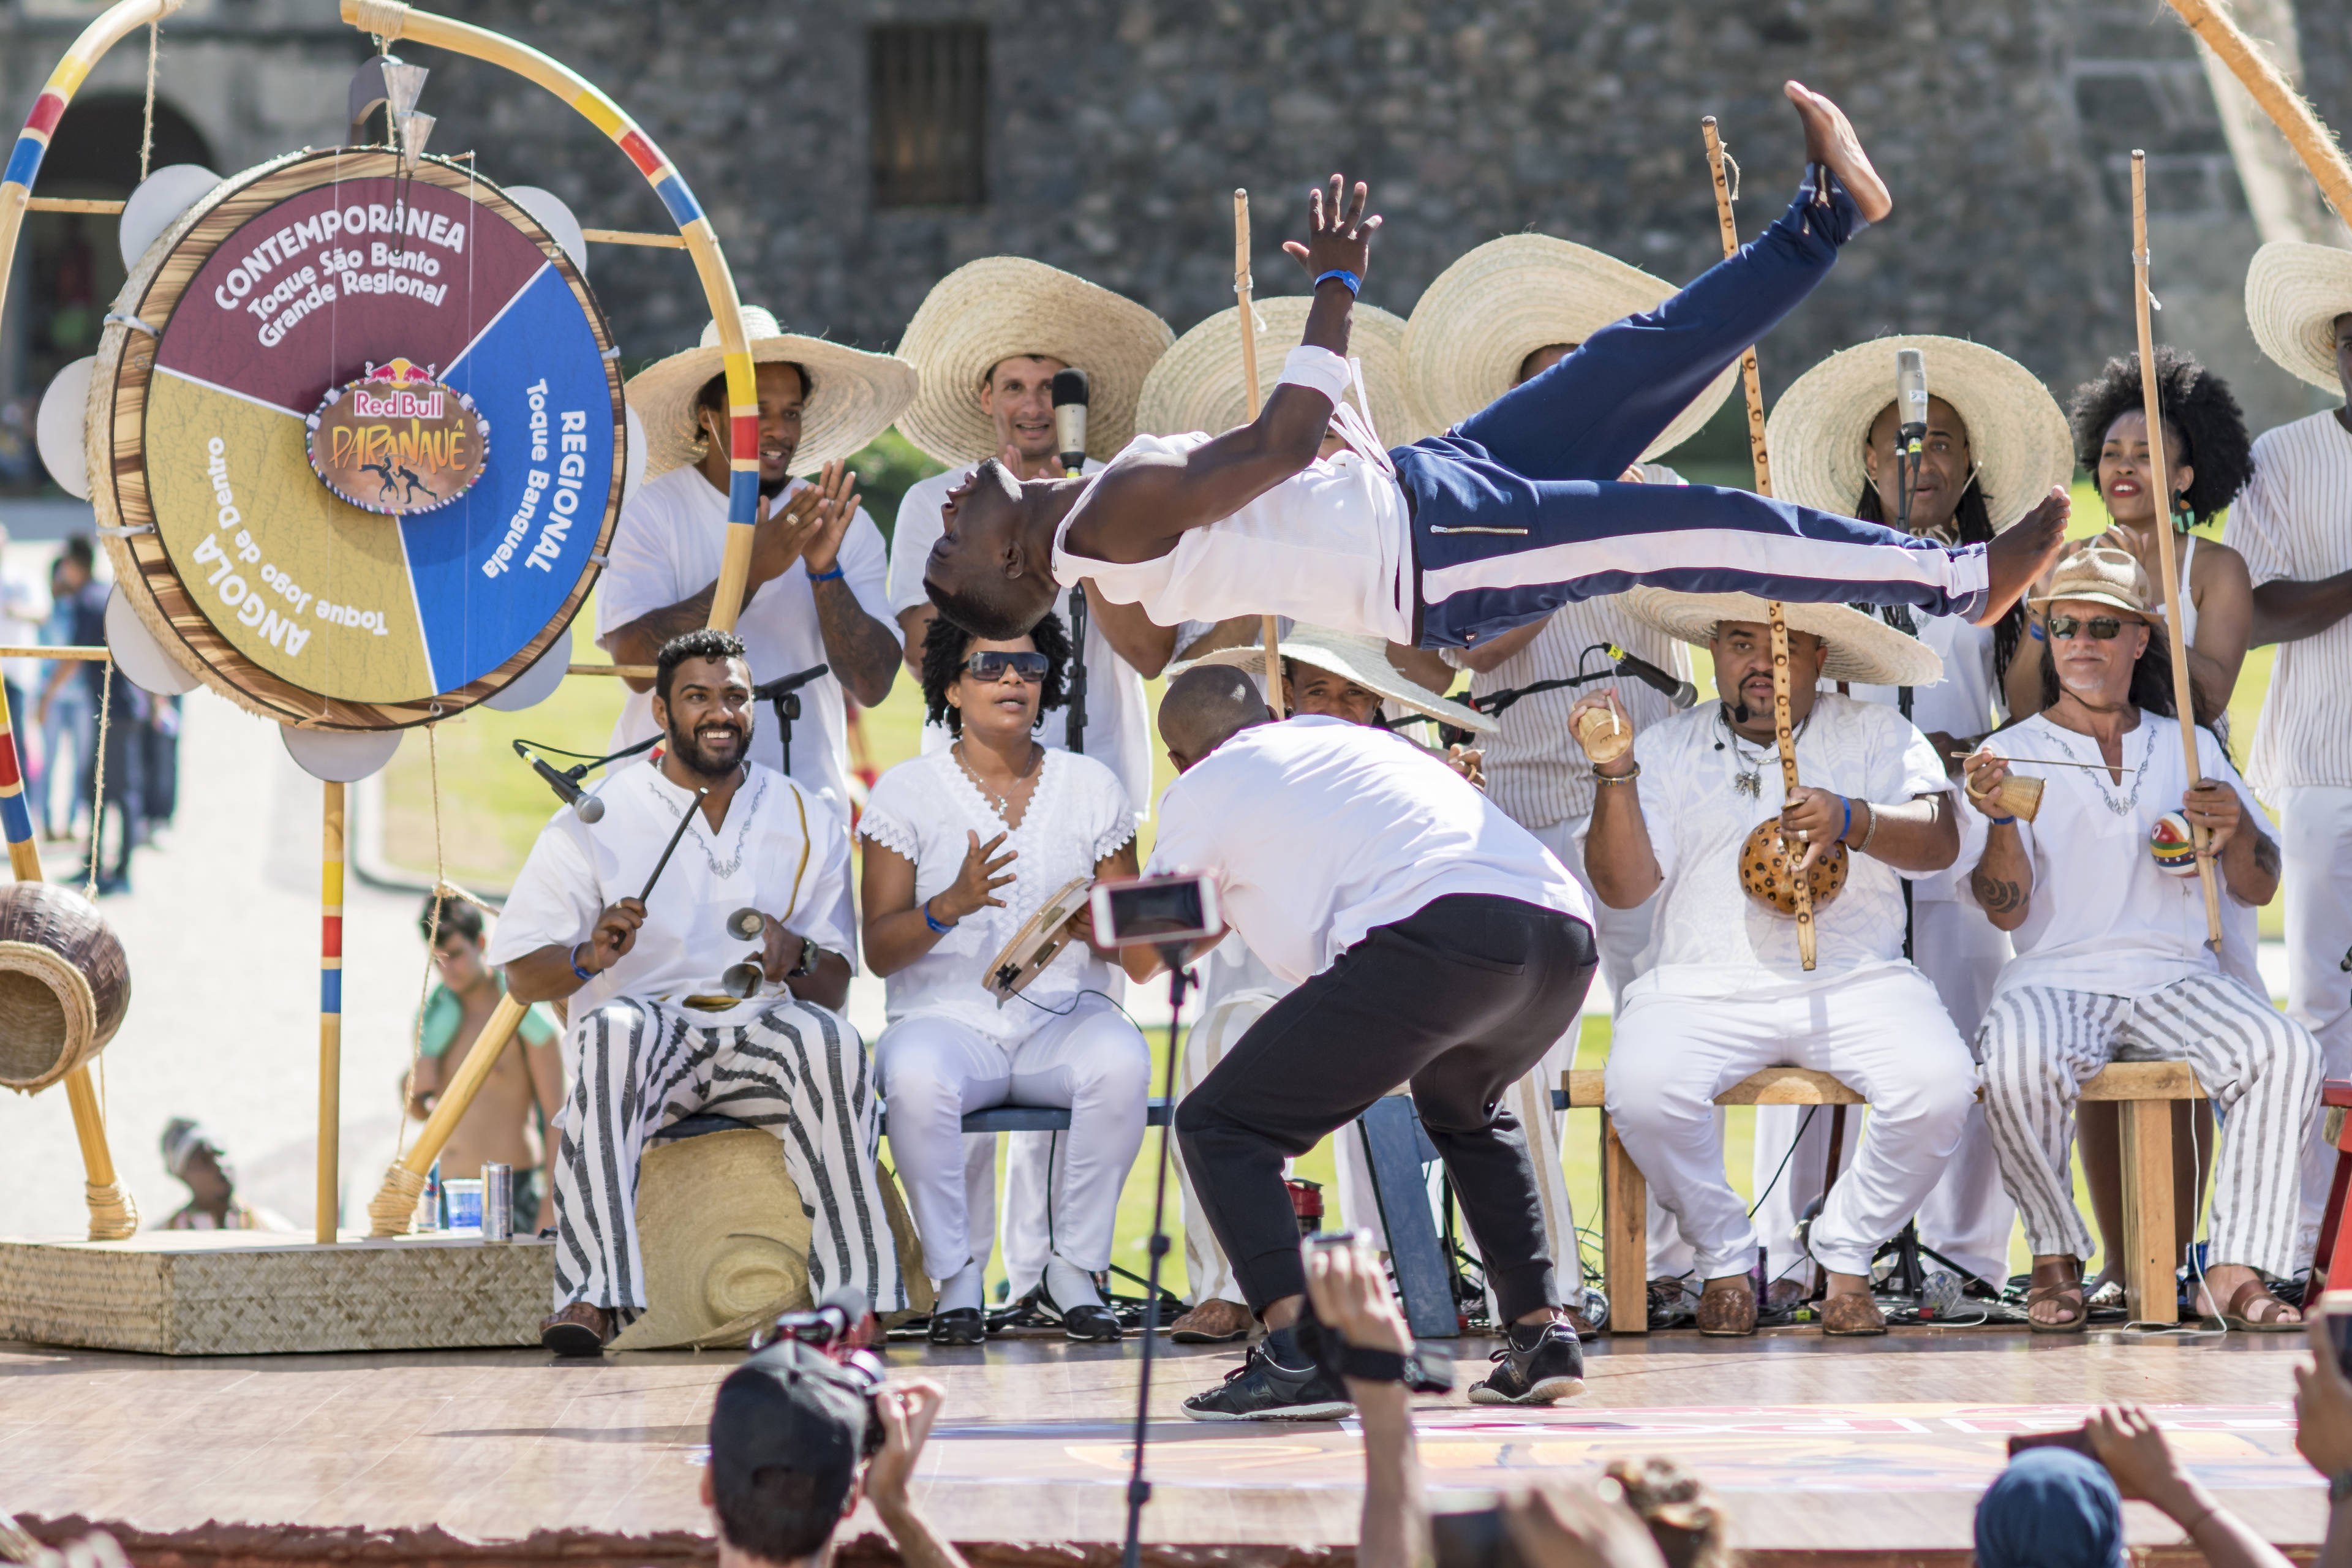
xmin=1051 ymin=368 xmax=1090 ymax=478
xmin=514 ymin=741 xmax=605 ymax=823
xmin=1604 ymin=644 xmax=1699 ymax=707
xmin=1895 ymin=349 xmax=1928 ymax=451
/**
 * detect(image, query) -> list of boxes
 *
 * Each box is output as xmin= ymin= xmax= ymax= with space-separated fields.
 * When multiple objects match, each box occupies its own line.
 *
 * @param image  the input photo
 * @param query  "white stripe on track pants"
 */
xmin=552 ymin=995 xmax=908 ymax=1319
xmin=1977 ymin=974 xmax=2322 ymax=1278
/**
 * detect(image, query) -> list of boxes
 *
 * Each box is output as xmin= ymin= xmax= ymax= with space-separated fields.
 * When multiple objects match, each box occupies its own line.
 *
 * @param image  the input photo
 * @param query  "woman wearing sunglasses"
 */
xmin=859 ymin=612 xmax=1148 ymax=1347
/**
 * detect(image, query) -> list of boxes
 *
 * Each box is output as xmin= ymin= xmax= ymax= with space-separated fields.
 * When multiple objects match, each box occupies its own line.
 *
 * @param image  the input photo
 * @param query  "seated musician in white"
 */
xmin=1578 ymin=592 xmax=1975 ymax=1337
xmin=1962 ymin=545 xmax=2318 ymax=1332
xmin=859 ymin=612 xmax=1147 ymax=1347
xmin=491 ymin=630 xmax=907 ymax=1355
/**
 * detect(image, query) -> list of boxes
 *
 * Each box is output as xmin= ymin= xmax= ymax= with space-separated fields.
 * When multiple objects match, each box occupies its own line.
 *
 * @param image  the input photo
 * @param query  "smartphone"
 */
xmin=2006 ymin=1425 xmax=2097 ymax=1459
xmin=2315 ymin=1289 xmax=2352 ymax=1379
xmin=1089 ymin=873 xmax=1224 ymax=948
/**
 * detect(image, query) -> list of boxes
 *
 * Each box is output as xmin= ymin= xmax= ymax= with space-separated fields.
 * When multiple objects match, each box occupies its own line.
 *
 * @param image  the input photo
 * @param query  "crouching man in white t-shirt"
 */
xmin=1577 ymin=590 xmax=1977 ymax=1339
xmin=1962 ymin=545 xmax=2319 ymax=1333
xmin=1132 ymin=666 xmax=1597 ymax=1418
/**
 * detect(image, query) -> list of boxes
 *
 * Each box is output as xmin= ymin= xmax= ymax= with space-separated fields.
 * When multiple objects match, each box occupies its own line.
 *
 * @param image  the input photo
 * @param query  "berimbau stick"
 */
xmin=2130 ymin=151 xmax=2226 ymax=952
xmin=318 ymin=780 xmax=345 ymax=1242
xmin=1234 ymin=187 xmax=1284 ymax=716
xmin=1704 ymin=115 xmax=1815 ymax=971
xmin=368 ymin=994 xmax=529 ymax=1236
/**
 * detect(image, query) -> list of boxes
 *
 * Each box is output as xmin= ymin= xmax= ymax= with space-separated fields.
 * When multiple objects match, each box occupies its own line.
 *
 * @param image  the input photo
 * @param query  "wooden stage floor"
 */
xmin=0 ymin=1324 xmax=2328 ymax=1566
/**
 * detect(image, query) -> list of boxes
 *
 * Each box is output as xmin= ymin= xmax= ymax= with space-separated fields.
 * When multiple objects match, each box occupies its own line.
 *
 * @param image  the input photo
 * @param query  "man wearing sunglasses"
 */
xmin=1962 ymin=545 xmax=2318 ymax=1333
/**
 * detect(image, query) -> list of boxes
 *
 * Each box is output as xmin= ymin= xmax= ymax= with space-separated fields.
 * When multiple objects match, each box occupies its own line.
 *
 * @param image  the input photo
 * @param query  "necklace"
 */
xmin=2045 ymin=722 xmax=2152 ymax=817
xmin=1719 ymin=708 xmax=1803 ymax=799
xmin=953 ymin=739 xmax=1042 ymax=818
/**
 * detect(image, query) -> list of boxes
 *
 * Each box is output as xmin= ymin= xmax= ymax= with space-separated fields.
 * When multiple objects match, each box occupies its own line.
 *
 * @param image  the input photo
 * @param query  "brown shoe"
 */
xmin=1169 ymin=1298 xmax=1253 ymax=1344
xmin=1820 ymin=1291 xmax=1887 ymax=1336
xmin=1695 ymin=1276 xmax=1757 ymax=1336
xmin=541 ymin=1302 xmax=614 ymax=1355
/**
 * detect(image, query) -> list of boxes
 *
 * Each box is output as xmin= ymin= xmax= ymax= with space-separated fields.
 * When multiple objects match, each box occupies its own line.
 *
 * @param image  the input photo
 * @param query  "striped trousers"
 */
xmin=552 ymin=995 xmax=908 ymax=1320
xmin=1977 ymin=975 xmax=2322 ymax=1278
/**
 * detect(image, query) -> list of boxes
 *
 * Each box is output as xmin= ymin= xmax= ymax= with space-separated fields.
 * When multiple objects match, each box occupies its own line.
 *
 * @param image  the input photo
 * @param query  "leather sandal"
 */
xmin=1820 ymin=1291 xmax=1887 ymax=1336
xmin=540 ymin=1302 xmax=614 ymax=1356
xmin=1169 ymin=1298 xmax=1253 ymax=1344
xmin=2026 ymin=1257 xmax=2088 ymax=1334
xmin=2217 ymin=1276 xmax=2304 ymax=1332
xmin=1695 ymin=1276 xmax=1757 ymax=1336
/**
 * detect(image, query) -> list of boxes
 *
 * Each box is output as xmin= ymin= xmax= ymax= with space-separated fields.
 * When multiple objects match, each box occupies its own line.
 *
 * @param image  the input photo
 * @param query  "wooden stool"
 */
xmin=1563 ymin=1059 xmax=2208 ymax=1332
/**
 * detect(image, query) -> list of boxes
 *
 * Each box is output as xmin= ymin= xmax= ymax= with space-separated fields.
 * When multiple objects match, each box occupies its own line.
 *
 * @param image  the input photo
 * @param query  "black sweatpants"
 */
xmin=1175 ymin=894 xmax=1597 ymax=1321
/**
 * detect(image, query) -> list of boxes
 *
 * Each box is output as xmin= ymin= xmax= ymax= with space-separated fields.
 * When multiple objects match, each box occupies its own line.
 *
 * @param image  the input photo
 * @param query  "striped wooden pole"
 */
xmin=318 ymin=781 xmax=345 ymax=1243
xmin=1233 ymin=189 xmax=1283 ymax=715
xmin=336 ymin=0 xmax=761 ymax=631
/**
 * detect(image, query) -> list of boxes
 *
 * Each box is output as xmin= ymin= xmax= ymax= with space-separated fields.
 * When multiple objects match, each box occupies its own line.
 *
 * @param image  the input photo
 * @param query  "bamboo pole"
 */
xmin=318 ymin=781 xmax=345 ymax=1242
xmin=2130 ymin=151 xmax=2227 ymax=951
xmin=2165 ymin=0 xmax=2352 ymax=230
xmin=1234 ymin=189 xmax=1284 ymax=716
xmin=1704 ymin=116 xmax=1815 ymax=970
xmin=578 ymin=227 xmax=688 ymax=249
xmin=366 ymin=994 xmax=528 ymax=1236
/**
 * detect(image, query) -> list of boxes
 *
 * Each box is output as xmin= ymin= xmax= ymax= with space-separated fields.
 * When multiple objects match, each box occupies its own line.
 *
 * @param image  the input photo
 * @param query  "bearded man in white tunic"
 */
xmin=491 ymin=630 xmax=906 ymax=1355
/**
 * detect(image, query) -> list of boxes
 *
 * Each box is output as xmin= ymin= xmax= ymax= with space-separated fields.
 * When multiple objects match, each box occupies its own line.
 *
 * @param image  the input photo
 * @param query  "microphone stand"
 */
xmin=752 ymin=664 xmax=829 ymax=780
xmin=1120 ymin=946 xmax=1194 ymax=1568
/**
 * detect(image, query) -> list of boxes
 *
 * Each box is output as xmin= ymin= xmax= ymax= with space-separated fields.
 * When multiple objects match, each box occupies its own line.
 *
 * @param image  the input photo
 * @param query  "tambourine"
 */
xmin=982 ymin=876 xmax=1094 ymax=1008
xmin=1738 ymin=820 xmax=1849 ymax=917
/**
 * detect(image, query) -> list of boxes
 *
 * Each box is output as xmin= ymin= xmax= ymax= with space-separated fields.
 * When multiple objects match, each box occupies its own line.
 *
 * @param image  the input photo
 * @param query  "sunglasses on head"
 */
xmin=965 ymin=650 xmax=1048 ymax=681
xmin=2048 ymin=614 xmax=2127 ymax=641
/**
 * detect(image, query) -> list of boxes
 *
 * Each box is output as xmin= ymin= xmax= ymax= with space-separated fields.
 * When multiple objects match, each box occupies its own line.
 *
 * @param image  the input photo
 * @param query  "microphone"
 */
xmin=514 ymin=741 xmax=605 ymax=823
xmin=1896 ymin=349 xmax=1928 ymax=448
xmin=1604 ymin=644 xmax=1699 ymax=707
xmin=751 ymin=664 xmax=829 ymax=703
xmin=1051 ymin=368 xmax=1090 ymax=478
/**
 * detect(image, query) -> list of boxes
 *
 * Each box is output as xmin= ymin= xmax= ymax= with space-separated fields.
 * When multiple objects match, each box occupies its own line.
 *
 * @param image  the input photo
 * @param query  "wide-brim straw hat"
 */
xmin=1624 ymin=588 xmax=1943 ymax=688
xmin=1135 ymin=296 xmax=1436 ymax=445
xmin=1766 ymin=335 xmax=2075 ymax=531
xmin=625 ymin=307 xmax=918 ymax=481
xmin=1404 ymin=234 xmax=1739 ymax=459
xmin=895 ymin=258 xmax=1174 ymax=465
xmin=2247 ymin=239 xmax=2352 ymax=392
xmin=2029 ymin=543 xmax=2154 ymax=619
xmin=1172 ymin=625 xmax=1496 ymax=733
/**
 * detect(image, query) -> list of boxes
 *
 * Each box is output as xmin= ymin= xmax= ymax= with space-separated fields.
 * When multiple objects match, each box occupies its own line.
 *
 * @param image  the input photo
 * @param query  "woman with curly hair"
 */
xmin=858 ymin=611 xmax=1148 ymax=1347
xmin=2021 ymin=345 xmax=2254 ymax=725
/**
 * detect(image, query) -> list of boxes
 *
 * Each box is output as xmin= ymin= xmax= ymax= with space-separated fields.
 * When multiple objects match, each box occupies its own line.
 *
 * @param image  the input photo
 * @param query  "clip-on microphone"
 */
xmin=1052 ymin=368 xmax=1092 ymax=756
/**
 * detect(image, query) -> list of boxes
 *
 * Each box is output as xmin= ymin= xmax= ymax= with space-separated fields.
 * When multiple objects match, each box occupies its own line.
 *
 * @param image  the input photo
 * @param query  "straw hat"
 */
xmin=1404 ymin=234 xmax=1739 ymax=459
xmin=2029 ymin=543 xmax=2154 ymax=619
xmin=1172 ymin=625 xmax=1496 ymax=733
xmin=625 ymin=307 xmax=917 ymax=482
xmin=2246 ymin=239 xmax=2352 ymax=393
xmin=1135 ymin=297 xmax=1436 ymax=445
xmin=894 ymin=257 xmax=1174 ymax=466
xmin=1624 ymin=589 xmax=1943 ymax=688
xmin=1766 ymin=335 xmax=2075 ymax=531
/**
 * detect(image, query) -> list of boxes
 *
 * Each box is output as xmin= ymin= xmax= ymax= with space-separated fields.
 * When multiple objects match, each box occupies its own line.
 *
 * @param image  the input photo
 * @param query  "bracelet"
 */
xmin=1853 ymin=801 xmax=1882 ymax=854
xmin=807 ymin=563 xmax=845 ymax=583
xmin=1338 ymin=1344 xmax=1409 ymax=1382
xmin=2028 ymin=622 xmax=2047 ymax=642
xmin=1593 ymin=761 xmax=1641 ymax=783
xmin=569 ymin=943 xmax=597 ymax=983
xmin=1984 ymin=813 xmax=2016 ymax=826
xmin=922 ymin=898 xmax=956 ymax=935
xmin=1313 ymin=268 xmax=1362 ymax=295
xmin=1838 ymin=796 xmax=1853 ymax=844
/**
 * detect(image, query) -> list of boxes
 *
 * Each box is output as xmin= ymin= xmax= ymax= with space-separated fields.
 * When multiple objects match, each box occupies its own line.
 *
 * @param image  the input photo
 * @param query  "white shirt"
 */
xmin=597 ymin=464 xmax=900 ymax=813
xmin=1145 ymin=715 xmax=1589 ymax=987
xmin=486 ymin=761 xmax=858 ymax=1082
xmin=858 ymin=747 xmax=1136 ymax=1046
xmin=1624 ymin=694 xmax=1951 ymax=1000
xmin=1055 ymin=433 xmax=1415 ymax=645
xmin=1847 ymin=609 xmax=2004 ymax=903
xmin=886 ymin=460 xmax=1155 ymax=818
xmin=1978 ymin=712 xmax=2258 ymax=1000
xmin=0 ymin=572 xmax=45 ymax=693
xmin=2225 ymin=411 xmax=2352 ymax=801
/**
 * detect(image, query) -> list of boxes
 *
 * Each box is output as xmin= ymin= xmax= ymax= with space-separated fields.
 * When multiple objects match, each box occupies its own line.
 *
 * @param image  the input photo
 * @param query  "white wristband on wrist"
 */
xmin=1277 ymin=345 xmax=1353 ymax=405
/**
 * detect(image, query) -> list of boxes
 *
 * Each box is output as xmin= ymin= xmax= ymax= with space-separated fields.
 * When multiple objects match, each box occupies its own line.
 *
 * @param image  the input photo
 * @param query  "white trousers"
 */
xmin=1752 ymin=897 xmax=2017 ymax=1284
xmin=1606 ymin=966 xmax=1977 ymax=1279
xmin=2283 ymin=786 xmax=2352 ymax=1261
xmin=876 ymin=998 xmax=1150 ymax=1283
xmin=1978 ymin=973 xmax=2323 ymax=1278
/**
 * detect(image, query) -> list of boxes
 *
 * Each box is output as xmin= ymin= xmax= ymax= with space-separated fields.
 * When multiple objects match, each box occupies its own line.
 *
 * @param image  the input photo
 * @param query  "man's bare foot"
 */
xmin=1978 ymin=486 xmax=2071 ymax=625
xmin=1785 ymin=80 xmax=1892 ymax=224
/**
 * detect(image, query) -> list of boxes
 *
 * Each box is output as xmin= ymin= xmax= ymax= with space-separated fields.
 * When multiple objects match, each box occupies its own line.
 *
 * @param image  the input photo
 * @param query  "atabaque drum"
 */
xmin=0 ymin=881 xmax=131 ymax=1093
xmin=86 ymin=149 xmax=624 ymax=729
xmin=1737 ymin=819 xmax=1849 ymax=918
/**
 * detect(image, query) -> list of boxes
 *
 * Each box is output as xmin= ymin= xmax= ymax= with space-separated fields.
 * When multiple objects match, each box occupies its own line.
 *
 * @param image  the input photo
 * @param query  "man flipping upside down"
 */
xmin=924 ymin=83 xmax=2070 ymax=650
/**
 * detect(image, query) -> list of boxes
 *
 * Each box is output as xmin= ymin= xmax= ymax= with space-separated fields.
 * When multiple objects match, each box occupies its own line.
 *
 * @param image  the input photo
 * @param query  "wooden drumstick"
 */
xmin=640 ymin=787 xmax=708 ymax=903
xmin=2130 ymin=151 xmax=2224 ymax=952
xmin=1705 ymin=115 xmax=1815 ymax=970
xmin=1234 ymin=187 xmax=1283 ymax=717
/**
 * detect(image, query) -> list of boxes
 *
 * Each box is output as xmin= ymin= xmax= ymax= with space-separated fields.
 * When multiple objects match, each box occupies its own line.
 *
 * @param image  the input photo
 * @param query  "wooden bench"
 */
xmin=1562 ymin=1060 xmax=2208 ymax=1332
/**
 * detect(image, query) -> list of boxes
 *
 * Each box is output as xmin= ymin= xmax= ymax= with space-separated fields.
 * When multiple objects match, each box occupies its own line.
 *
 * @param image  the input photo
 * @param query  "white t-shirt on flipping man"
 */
xmin=1144 ymin=715 xmax=1590 ymax=988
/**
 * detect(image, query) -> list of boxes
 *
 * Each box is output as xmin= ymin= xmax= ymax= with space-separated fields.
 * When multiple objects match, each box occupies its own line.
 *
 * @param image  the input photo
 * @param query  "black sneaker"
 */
xmin=1180 ymin=1327 xmax=1354 ymax=1422
xmin=1468 ymin=1319 xmax=1585 ymax=1405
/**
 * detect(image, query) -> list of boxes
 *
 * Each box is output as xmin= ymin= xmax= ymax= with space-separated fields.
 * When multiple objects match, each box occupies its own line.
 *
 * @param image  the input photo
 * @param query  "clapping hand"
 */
xmin=1283 ymin=174 xmax=1381 ymax=284
xmin=799 ymin=461 xmax=864 ymax=579
xmin=748 ymin=484 xmax=827 ymax=587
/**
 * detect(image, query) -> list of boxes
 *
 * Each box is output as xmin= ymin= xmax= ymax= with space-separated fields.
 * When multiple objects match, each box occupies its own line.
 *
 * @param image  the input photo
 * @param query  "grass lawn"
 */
xmin=380 ymin=475 xmax=2255 ymax=1298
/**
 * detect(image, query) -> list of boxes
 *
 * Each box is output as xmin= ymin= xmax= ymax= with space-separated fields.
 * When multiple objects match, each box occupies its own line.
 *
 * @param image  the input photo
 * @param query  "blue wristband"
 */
xmin=570 ymin=943 xmax=596 ymax=983
xmin=1839 ymin=796 xmax=1853 ymax=844
xmin=923 ymin=899 xmax=955 ymax=935
xmin=807 ymin=563 xmax=845 ymax=583
xmin=1313 ymin=268 xmax=1362 ymax=295
xmin=1985 ymin=813 xmax=2017 ymax=826
xmin=2028 ymin=622 xmax=2046 ymax=642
